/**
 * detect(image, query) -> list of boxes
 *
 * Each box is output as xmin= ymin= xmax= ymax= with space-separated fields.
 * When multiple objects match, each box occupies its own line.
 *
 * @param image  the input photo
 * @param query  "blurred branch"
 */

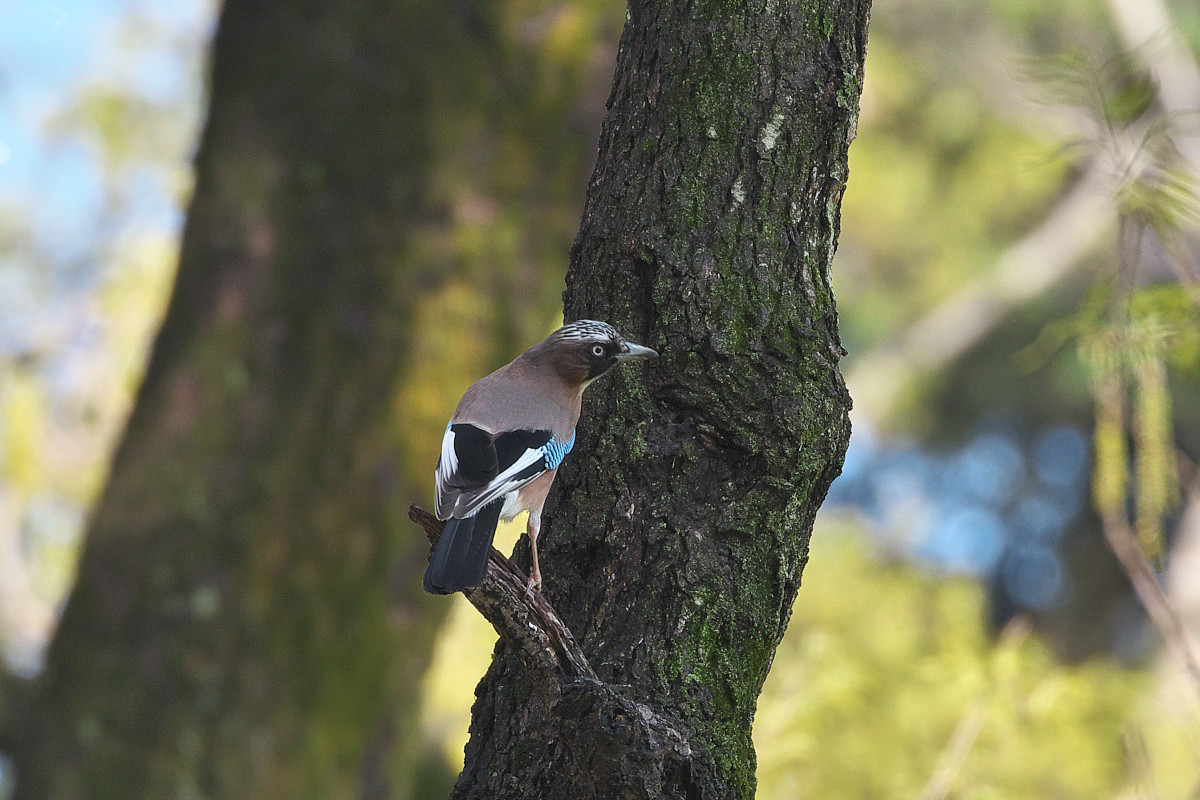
xmin=1166 ymin=459 xmax=1200 ymax=642
xmin=1089 ymin=340 xmax=1200 ymax=693
xmin=0 ymin=490 xmax=55 ymax=675
xmin=0 ymin=663 xmax=33 ymax=756
xmin=917 ymin=699 xmax=987 ymax=800
xmin=1104 ymin=0 xmax=1200 ymax=168
xmin=1101 ymin=509 xmax=1200 ymax=697
xmin=409 ymin=505 xmax=598 ymax=684
xmin=917 ymin=619 xmax=1031 ymax=800
xmin=848 ymin=162 xmax=1114 ymax=424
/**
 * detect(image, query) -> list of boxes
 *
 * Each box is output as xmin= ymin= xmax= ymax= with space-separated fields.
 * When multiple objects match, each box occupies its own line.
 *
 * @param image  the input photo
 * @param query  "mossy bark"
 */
xmin=452 ymin=0 xmax=869 ymax=797
xmin=12 ymin=2 xmax=461 ymax=798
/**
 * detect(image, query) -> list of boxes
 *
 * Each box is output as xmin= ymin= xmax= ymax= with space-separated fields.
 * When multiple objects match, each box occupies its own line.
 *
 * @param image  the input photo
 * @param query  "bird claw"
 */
xmin=524 ymin=573 xmax=542 ymax=602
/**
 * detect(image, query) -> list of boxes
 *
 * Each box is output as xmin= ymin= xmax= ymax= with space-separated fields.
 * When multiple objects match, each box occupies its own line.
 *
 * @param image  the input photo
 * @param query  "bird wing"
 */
xmin=435 ymin=424 xmax=570 ymax=520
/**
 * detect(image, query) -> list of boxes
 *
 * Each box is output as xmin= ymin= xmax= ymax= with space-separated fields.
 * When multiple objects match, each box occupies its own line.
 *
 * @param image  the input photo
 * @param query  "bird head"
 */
xmin=531 ymin=320 xmax=658 ymax=387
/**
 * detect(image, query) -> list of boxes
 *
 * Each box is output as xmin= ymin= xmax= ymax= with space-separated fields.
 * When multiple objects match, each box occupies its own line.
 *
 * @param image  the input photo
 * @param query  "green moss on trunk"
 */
xmin=452 ymin=0 xmax=870 ymax=797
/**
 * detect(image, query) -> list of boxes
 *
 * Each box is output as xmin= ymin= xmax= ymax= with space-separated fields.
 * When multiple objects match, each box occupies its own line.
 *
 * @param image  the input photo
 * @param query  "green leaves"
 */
xmin=753 ymin=526 xmax=1156 ymax=800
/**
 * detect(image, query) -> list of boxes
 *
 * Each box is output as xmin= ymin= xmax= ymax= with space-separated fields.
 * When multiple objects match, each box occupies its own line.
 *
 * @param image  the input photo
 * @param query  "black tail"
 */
xmin=423 ymin=500 xmax=504 ymax=594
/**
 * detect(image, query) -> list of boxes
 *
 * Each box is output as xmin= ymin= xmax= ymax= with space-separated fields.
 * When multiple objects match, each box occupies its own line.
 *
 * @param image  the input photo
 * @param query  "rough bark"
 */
xmin=12 ymin=2 xmax=457 ymax=797
xmin=451 ymin=0 xmax=869 ymax=797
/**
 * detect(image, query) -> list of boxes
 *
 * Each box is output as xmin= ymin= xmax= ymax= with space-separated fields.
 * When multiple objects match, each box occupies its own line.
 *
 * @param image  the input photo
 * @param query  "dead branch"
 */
xmin=409 ymin=504 xmax=598 ymax=684
xmin=1101 ymin=510 xmax=1200 ymax=698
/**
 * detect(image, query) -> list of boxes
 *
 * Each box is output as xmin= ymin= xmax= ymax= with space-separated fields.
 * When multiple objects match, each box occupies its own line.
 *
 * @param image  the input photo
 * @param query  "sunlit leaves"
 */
xmin=752 ymin=525 xmax=1162 ymax=800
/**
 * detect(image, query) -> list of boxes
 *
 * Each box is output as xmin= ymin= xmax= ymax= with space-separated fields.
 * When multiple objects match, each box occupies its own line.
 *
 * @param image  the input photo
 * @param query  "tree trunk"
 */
xmin=452 ymin=0 xmax=869 ymax=797
xmin=12 ymin=1 xmax=460 ymax=797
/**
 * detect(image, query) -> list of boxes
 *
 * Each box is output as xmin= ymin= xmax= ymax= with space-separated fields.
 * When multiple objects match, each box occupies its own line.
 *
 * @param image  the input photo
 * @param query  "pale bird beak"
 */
xmin=616 ymin=341 xmax=658 ymax=361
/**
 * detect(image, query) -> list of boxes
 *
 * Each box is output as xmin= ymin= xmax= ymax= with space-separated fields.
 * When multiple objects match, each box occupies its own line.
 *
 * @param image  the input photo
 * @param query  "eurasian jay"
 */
xmin=423 ymin=320 xmax=657 ymax=595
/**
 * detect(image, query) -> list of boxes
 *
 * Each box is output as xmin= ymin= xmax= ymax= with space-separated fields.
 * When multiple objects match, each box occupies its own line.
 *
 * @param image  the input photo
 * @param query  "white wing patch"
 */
xmin=438 ymin=426 xmax=457 ymax=482
xmin=449 ymin=446 xmax=544 ymax=519
xmin=434 ymin=426 xmax=457 ymax=519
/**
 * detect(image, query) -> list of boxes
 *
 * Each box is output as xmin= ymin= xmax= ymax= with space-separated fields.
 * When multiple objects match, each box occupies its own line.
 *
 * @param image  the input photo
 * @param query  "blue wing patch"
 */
xmin=541 ymin=430 xmax=575 ymax=469
xmin=435 ymin=424 xmax=574 ymax=520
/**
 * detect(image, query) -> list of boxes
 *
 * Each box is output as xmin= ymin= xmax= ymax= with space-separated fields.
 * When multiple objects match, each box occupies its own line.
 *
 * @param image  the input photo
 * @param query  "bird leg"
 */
xmin=526 ymin=510 xmax=543 ymax=597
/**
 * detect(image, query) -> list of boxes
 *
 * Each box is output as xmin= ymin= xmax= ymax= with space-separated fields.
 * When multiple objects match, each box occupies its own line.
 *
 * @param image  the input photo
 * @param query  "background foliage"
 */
xmin=2 ymin=0 xmax=1199 ymax=797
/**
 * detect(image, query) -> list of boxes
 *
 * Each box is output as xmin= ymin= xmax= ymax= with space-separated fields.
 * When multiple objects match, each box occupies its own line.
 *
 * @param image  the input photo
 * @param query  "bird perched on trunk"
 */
xmin=423 ymin=320 xmax=657 ymax=595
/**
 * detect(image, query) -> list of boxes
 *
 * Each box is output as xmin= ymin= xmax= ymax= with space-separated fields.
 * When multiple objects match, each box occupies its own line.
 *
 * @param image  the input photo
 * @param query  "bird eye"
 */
xmin=591 ymin=344 xmax=605 ymax=358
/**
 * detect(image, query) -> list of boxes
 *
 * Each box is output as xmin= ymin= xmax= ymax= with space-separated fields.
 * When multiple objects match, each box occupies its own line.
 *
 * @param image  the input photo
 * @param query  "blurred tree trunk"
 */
xmin=453 ymin=0 xmax=869 ymax=797
xmin=12 ymin=2 xmax=468 ymax=798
